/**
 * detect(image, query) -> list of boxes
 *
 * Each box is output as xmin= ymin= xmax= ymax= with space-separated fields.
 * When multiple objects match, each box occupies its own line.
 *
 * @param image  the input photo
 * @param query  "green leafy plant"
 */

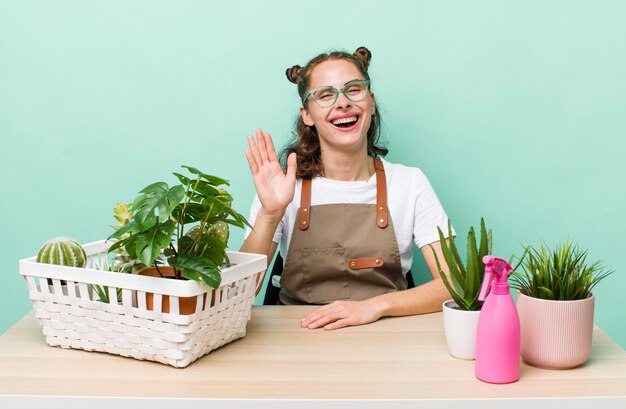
xmin=107 ymin=165 xmax=251 ymax=289
xmin=430 ymin=218 xmax=492 ymax=311
xmin=510 ymin=240 xmax=612 ymax=301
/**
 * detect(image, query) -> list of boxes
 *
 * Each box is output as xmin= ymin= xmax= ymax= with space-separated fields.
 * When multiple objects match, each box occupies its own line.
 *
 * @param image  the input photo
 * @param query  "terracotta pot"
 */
xmin=442 ymin=300 xmax=481 ymax=360
xmin=137 ymin=266 xmax=209 ymax=315
xmin=516 ymin=292 xmax=595 ymax=369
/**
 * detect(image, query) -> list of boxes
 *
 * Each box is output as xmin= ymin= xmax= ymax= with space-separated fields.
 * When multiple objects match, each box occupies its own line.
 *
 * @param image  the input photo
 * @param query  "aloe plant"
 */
xmin=430 ymin=218 xmax=492 ymax=311
xmin=510 ymin=240 xmax=612 ymax=301
xmin=107 ymin=166 xmax=251 ymax=288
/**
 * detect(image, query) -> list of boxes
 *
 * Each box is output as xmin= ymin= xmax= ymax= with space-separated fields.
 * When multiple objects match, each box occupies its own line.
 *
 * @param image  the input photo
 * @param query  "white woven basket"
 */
xmin=19 ymin=240 xmax=267 ymax=368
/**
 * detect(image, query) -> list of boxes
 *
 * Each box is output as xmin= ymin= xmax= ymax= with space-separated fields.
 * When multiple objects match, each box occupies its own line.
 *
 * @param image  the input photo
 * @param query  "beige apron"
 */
xmin=279 ymin=159 xmax=407 ymax=305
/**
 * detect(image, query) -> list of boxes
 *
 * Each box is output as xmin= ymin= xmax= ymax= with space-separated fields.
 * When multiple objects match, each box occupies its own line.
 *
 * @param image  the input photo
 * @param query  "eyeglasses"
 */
xmin=302 ymin=79 xmax=371 ymax=108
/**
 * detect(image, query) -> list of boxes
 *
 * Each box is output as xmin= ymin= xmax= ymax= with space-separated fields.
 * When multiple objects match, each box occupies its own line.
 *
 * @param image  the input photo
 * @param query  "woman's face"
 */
xmin=300 ymin=59 xmax=376 ymax=154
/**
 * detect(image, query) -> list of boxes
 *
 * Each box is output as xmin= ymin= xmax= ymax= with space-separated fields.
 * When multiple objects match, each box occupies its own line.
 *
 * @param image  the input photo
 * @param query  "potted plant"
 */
xmin=20 ymin=165 xmax=267 ymax=368
xmin=107 ymin=165 xmax=252 ymax=313
xmin=510 ymin=239 xmax=612 ymax=369
xmin=430 ymin=218 xmax=492 ymax=360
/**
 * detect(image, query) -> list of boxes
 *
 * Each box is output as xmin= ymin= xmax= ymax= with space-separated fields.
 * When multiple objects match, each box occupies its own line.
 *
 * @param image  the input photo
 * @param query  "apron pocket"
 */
xmin=285 ymin=247 xmax=350 ymax=304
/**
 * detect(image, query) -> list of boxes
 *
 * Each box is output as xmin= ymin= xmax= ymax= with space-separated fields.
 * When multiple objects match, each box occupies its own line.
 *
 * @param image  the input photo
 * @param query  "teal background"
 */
xmin=1 ymin=1 xmax=624 ymax=349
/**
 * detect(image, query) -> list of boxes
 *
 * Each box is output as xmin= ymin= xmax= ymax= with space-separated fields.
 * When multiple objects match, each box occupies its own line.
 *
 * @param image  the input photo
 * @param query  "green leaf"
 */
xmin=92 ymin=285 xmax=109 ymax=303
xmin=180 ymin=229 xmax=227 ymax=264
xmin=194 ymin=234 xmax=227 ymax=263
xmin=429 ymin=244 xmax=469 ymax=309
xmin=135 ymin=221 xmax=175 ymax=266
xmin=125 ymin=238 xmax=139 ymax=260
xmin=132 ymin=183 xmax=185 ymax=231
xmin=478 ymin=218 xmax=489 ymax=260
xmin=465 ymin=227 xmax=480 ymax=304
xmin=169 ymin=254 xmax=222 ymax=288
xmin=172 ymin=172 xmax=192 ymax=187
xmin=436 ymin=225 xmax=464 ymax=291
xmin=446 ymin=220 xmax=466 ymax=280
xmin=108 ymin=221 xmax=136 ymax=240
xmin=218 ymin=217 xmax=246 ymax=229
xmin=190 ymin=180 xmax=220 ymax=198
xmin=475 ymin=218 xmax=491 ymax=295
xmin=107 ymin=233 xmax=139 ymax=255
xmin=181 ymin=165 xmax=230 ymax=186
xmin=172 ymin=203 xmax=199 ymax=224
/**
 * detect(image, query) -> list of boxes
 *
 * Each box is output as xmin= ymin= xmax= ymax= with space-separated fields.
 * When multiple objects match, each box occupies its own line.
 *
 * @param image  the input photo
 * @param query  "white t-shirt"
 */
xmin=244 ymin=159 xmax=453 ymax=275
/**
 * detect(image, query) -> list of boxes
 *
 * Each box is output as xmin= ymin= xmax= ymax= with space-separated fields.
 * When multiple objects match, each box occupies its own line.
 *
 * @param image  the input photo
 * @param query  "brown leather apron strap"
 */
xmin=374 ymin=159 xmax=388 ymax=229
xmin=299 ymin=160 xmax=388 ymax=230
xmin=299 ymin=178 xmax=312 ymax=230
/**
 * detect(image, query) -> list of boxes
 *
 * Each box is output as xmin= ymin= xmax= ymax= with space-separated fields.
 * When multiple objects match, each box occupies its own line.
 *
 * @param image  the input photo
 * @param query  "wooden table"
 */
xmin=1 ymin=306 xmax=625 ymax=408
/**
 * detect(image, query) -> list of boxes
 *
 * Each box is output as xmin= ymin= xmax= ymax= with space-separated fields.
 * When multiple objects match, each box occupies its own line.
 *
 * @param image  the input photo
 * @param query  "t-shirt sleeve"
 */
xmin=413 ymin=169 xmax=455 ymax=248
xmin=243 ymin=194 xmax=283 ymax=244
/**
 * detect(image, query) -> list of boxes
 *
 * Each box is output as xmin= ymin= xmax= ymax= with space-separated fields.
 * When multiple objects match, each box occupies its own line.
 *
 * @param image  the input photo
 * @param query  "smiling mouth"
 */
xmin=331 ymin=115 xmax=359 ymax=128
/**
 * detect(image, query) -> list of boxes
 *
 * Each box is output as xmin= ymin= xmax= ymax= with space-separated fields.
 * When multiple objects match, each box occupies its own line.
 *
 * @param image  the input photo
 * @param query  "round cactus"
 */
xmin=207 ymin=221 xmax=229 ymax=244
xmin=37 ymin=237 xmax=87 ymax=267
xmin=186 ymin=222 xmax=229 ymax=245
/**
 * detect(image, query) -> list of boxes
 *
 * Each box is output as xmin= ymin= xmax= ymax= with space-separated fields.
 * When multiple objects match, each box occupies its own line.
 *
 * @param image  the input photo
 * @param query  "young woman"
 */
xmin=241 ymin=47 xmax=453 ymax=330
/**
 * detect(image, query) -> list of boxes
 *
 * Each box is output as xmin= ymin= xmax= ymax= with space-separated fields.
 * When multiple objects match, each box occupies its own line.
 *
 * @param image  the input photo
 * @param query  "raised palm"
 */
xmin=245 ymin=129 xmax=297 ymax=215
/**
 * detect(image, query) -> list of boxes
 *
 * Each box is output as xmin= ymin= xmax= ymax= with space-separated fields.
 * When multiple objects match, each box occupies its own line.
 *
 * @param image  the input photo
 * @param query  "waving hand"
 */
xmin=244 ymin=129 xmax=297 ymax=215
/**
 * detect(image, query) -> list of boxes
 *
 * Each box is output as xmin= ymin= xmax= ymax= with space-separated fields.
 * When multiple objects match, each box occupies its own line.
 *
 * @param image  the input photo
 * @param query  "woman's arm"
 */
xmin=240 ymin=129 xmax=296 ymax=292
xmin=300 ymin=239 xmax=453 ymax=330
xmin=240 ymin=210 xmax=280 ymax=268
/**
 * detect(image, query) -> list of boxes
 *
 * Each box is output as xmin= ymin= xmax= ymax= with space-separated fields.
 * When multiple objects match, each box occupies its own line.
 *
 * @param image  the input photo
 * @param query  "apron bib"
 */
xmin=279 ymin=159 xmax=406 ymax=305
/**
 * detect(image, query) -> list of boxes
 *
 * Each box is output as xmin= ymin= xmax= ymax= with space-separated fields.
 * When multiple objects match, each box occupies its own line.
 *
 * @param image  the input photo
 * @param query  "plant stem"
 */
xmin=154 ymin=262 xmax=164 ymax=278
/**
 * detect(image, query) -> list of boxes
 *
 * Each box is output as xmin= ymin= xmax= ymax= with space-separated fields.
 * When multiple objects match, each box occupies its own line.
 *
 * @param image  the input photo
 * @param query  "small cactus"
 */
xmin=37 ymin=237 xmax=86 ymax=267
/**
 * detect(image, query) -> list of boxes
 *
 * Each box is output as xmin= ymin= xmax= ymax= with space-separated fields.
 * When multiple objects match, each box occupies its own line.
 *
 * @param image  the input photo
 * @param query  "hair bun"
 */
xmin=353 ymin=47 xmax=372 ymax=68
xmin=286 ymin=65 xmax=303 ymax=84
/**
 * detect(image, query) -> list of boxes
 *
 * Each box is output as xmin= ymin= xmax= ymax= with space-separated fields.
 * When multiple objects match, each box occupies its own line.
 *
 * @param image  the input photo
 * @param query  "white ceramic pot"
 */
xmin=442 ymin=300 xmax=481 ymax=360
xmin=516 ymin=292 xmax=595 ymax=369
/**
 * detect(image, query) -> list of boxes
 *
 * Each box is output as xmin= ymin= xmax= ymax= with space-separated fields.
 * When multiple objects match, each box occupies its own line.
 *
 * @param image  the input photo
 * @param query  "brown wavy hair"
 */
xmin=281 ymin=46 xmax=387 ymax=178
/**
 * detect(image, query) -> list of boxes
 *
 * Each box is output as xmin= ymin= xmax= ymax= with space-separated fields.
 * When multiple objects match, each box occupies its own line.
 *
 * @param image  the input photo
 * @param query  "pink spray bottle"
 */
xmin=475 ymin=256 xmax=520 ymax=384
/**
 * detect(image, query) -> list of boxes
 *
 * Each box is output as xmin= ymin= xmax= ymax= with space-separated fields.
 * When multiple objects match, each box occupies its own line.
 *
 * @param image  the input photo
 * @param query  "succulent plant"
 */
xmin=430 ymin=218 xmax=492 ymax=311
xmin=510 ymin=240 xmax=612 ymax=301
xmin=91 ymin=258 xmax=123 ymax=303
xmin=108 ymin=202 xmax=148 ymax=273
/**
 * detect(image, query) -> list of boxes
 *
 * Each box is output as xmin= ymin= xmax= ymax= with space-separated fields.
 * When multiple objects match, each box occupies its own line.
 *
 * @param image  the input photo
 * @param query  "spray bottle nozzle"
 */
xmin=478 ymin=256 xmax=513 ymax=301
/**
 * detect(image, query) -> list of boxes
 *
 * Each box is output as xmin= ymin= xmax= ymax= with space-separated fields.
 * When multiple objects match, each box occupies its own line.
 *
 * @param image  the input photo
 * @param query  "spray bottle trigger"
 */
xmin=478 ymin=269 xmax=493 ymax=301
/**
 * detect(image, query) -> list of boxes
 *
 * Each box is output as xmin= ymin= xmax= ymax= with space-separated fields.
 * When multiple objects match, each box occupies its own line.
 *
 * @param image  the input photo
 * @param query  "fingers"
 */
xmin=264 ymin=132 xmax=280 ymax=163
xmin=247 ymin=134 xmax=263 ymax=168
xmin=247 ymin=129 xmax=281 ymax=169
xmin=301 ymin=312 xmax=337 ymax=329
xmin=244 ymin=149 xmax=258 ymax=174
xmin=286 ymin=152 xmax=297 ymax=180
xmin=301 ymin=302 xmax=346 ymax=329
xmin=324 ymin=318 xmax=351 ymax=331
xmin=255 ymin=128 xmax=270 ymax=163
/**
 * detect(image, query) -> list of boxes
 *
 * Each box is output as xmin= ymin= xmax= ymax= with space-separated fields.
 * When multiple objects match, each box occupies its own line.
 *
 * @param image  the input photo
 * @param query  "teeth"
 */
xmin=331 ymin=116 xmax=358 ymax=125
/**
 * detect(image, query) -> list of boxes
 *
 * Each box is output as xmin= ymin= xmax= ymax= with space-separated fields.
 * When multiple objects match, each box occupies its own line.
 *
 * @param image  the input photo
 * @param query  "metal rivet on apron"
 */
xmin=379 ymin=218 xmax=384 ymax=223
xmin=379 ymin=206 xmax=384 ymax=210
xmin=303 ymin=208 xmax=308 ymax=212
xmin=302 ymin=220 xmax=307 ymax=225
xmin=375 ymin=259 xmax=380 ymax=264
xmin=350 ymin=262 xmax=356 ymax=268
